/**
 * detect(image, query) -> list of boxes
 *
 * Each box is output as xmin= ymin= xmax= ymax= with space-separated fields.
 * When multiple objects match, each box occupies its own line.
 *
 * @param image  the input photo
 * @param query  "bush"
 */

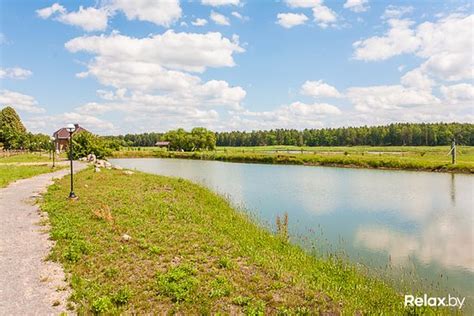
xmin=71 ymin=132 xmax=113 ymax=159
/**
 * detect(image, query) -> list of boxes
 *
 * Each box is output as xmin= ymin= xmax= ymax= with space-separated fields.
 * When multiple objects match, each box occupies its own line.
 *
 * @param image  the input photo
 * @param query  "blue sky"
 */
xmin=0 ymin=0 xmax=472 ymax=135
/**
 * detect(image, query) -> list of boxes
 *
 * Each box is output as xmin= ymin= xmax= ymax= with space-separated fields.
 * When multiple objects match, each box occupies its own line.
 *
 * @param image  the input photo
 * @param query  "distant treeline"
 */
xmin=105 ymin=123 xmax=474 ymax=147
xmin=216 ymin=123 xmax=473 ymax=147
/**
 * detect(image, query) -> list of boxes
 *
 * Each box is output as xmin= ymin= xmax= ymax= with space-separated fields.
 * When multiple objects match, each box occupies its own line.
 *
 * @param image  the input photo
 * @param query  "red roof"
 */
xmin=53 ymin=124 xmax=88 ymax=139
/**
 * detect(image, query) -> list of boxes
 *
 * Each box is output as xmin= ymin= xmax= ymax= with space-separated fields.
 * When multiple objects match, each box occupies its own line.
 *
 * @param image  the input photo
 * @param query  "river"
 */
xmin=110 ymin=158 xmax=474 ymax=307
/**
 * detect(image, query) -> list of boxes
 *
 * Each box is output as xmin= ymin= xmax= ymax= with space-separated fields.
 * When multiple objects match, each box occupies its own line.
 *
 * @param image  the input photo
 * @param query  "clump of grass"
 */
xmin=91 ymin=296 xmax=113 ymax=314
xmin=112 ymin=287 xmax=132 ymax=305
xmin=217 ymin=257 xmax=233 ymax=269
xmin=155 ymin=264 xmax=199 ymax=303
xmin=276 ymin=212 xmax=289 ymax=242
xmin=92 ymin=204 xmax=113 ymax=223
xmin=209 ymin=276 xmax=232 ymax=298
xmin=232 ymin=295 xmax=252 ymax=306
xmin=63 ymin=240 xmax=90 ymax=263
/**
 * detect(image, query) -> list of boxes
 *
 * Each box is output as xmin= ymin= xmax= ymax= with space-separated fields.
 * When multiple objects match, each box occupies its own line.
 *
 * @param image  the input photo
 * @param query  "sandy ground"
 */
xmin=0 ymin=162 xmax=87 ymax=315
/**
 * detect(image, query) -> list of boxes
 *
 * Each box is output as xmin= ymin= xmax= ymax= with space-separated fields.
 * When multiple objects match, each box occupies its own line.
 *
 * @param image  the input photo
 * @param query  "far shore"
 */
xmin=109 ymin=146 xmax=474 ymax=174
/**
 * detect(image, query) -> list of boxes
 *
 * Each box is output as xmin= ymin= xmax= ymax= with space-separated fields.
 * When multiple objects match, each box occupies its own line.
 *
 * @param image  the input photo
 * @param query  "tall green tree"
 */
xmin=0 ymin=106 xmax=27 ymax=149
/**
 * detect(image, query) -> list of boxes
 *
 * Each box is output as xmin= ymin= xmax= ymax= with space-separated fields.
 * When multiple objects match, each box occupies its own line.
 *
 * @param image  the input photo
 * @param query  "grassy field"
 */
xmin=111 ymin=146 xmax=474 ymax=173
xmin=0 ymin=152 xmax=55 ymax=163
xmin=40 ymin=168 xmax=442 ymax=314
xmin=0 ymin=164 xmax=64 ymax=188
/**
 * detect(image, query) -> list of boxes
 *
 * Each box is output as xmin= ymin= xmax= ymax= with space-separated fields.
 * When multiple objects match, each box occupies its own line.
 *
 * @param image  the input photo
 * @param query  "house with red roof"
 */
xmin=52 ymin=123 xmax=88 ymax=151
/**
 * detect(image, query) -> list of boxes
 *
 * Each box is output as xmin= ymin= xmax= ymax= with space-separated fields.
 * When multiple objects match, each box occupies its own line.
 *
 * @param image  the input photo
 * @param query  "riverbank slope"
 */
xmin=41 ymin=168 xmax=436 ymax=314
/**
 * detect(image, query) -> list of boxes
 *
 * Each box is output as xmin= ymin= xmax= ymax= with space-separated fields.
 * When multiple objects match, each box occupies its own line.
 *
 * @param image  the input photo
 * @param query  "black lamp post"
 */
xmin=66 ymin=123 xmax=77 ymax=199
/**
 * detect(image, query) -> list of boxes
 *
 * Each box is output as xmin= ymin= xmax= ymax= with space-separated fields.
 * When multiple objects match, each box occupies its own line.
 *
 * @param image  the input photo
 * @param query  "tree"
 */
xmin=163 ymin=128 xmax=216 ymax=151
xmin=71 ymin=131 xmax=113 ymax=159
xmin=0 ymin=106 xmax=27 ymax=149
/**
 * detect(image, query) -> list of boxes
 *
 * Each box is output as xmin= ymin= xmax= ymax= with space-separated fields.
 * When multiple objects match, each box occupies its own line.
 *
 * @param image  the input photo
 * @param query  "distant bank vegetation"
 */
xmin=105 ymin=123 xmax=473 ymax=148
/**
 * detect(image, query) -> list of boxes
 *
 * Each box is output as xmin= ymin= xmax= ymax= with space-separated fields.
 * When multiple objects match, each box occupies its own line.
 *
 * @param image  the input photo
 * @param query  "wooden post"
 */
xmin=451 ymin=139 xmax=456 ymax=164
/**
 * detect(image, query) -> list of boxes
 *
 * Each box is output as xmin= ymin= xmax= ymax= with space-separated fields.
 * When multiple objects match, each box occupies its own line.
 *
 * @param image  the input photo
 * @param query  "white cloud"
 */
xmin=202 ymin=0 xmax=240 ymax=6
xmin=210 ymin=11 xmax=230 ymax=26
xmin=25 ymin=112 xmax=115 ymax=134
xmin=65 ymin=30 xmax=244 ymax=73
xmin=353 ymin=19 xmax=420 ymax=61
xmin=312 ymin=4 xmax=337 ymax=28
xmin=400 ymin=68 xmax=434 ymax=91
xmin=64 ymin=28 xmax=247 ymax=133
xmin=416 ymin=14 xmax=473 ymax=81
xmin=382 ymin=5 xmax=414 ymax=19
xmin=36 ymin=4 xmax=109 ymax=31
xmin=346 ymin=85 xmax=440 ymax=112
xmin=57 ymin=6 xmax=109 ymax=32
xmin=283 ymin=0 xmax=336 ymax=28
xmin=37 ymin=1 xmax=182 ymax=30
xmin=285 ymin=0 xmax=322 ymax=8
xmin=0 ymin=67 xmax=32 ymax=80
xmin=108 ymin=0 xmax=181 ymax=27
xmin=344 ymin=0 xmax=369 ymax=13
xmin=191 ymin=18 xmax=208 ymax=26
xmin=0 ymin=90 xmax=45 ymax=113
xmin=231 ymin=11 xmax=248 ymax=20
xmin=276 ymin=13 xmax=308 ymax=28
xmin=229 ymin=101 xmax=341 ymax=130
xmin=301 ymin=80 xmax=342 ymax=98
xmin=440 ymin=83 xmax=474 ymax=104
xmin=354 ymin=14 xmax=473 ymax=82
xmin=36 ymin=3 xmax=66 ymax=19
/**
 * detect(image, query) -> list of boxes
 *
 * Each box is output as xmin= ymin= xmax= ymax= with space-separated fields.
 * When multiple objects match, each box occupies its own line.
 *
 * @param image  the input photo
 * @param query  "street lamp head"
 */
xmin=66 ymin=123 xmax=75 ymax=133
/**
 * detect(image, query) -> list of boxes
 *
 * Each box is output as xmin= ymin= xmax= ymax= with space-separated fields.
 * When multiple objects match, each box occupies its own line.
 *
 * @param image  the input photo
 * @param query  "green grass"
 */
xmin=0 ymin=164 xmax=64 ymax=188
xmin=41 ymin=168 xmax=444 ymax=314
xmin=0 ymin=152 xmax=53 ymax=163
xmin=110 ymin=146 xmax=474 ymax=173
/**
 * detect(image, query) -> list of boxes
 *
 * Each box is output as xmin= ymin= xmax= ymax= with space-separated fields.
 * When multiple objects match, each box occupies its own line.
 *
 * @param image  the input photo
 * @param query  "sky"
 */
xmin=0 ymin=0 xmax=473 ymax=135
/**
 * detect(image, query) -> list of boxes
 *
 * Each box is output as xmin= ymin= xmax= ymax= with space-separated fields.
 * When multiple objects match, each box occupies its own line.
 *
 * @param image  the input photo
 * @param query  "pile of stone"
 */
xmin=94 ymin=159 xmax=112 ymax=172
xmin=79 ymin=154 xmax=133 ymax=174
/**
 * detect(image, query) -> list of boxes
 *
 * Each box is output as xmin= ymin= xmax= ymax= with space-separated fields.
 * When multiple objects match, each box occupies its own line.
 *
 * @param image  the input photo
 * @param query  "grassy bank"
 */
xmin=110 ymin=146 xmax=474 ymax=173
xmin=0 ymin=152 xmax=54 ymax=163
xmin=41 ymin=168 xmax=437 ymax=314
xmin=0 ymin=164 xmax=64 ymax=188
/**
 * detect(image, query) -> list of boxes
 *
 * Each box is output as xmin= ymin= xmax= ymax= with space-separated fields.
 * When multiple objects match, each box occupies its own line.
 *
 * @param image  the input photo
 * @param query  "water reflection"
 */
xmin=355 ymin=212 xmax=473 ymax=272
xmin=451 ymin=173 xmax=456 ymax=206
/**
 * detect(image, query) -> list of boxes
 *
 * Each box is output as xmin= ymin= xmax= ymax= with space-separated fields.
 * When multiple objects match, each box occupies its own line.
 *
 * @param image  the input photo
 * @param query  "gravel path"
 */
xmin=0 ymin=162 xmax=87 ymax=315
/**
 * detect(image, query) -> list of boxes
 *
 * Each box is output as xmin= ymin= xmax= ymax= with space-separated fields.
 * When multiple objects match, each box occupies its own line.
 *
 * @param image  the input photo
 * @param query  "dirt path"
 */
xmin=0 ymin=162 xmax=87 ymax=315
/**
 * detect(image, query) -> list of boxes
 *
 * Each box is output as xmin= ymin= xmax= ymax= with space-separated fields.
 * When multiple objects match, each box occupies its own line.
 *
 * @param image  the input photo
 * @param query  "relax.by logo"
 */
xmin=404 ymin=294 xmax=466 ymax=309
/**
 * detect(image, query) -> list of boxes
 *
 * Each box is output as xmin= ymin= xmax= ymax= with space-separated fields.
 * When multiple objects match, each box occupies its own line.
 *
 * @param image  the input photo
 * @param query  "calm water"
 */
xmin=111 ymin=158 xmax=474 ymax=305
